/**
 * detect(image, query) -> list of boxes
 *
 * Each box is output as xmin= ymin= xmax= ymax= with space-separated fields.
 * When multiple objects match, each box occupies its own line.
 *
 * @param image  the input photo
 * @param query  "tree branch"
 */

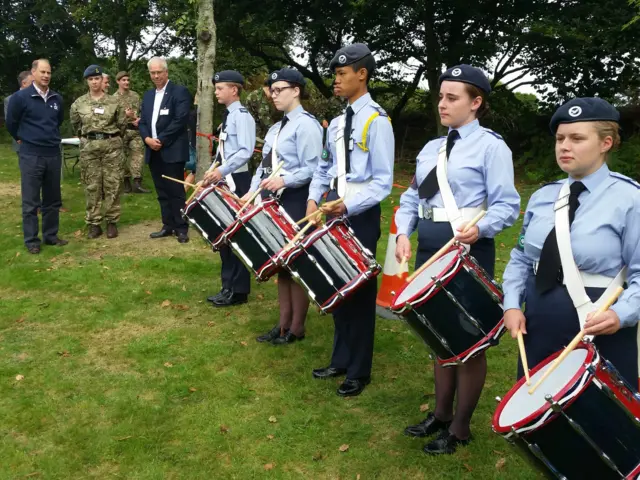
xmin=132 ymin=24 xmax=170 ymax=61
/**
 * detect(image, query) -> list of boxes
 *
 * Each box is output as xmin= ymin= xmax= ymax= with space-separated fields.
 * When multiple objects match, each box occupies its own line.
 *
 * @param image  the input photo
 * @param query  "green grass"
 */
xmin=0 ymin=143 xmax=543 ymax=479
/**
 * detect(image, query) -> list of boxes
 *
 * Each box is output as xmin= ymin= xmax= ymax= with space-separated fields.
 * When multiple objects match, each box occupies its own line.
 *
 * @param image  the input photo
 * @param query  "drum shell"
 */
xmin=281 ymin=217 xmax=381 ymax=313
xmin=391 ymin=247 xmax=505 ymax=366
xmin=182 ymin=184 xmax=241 ymax=250
xmin=493 ymin=343 xmax=640 ymax=479
xmin=224 ymin=198 xmax=299 ymax=281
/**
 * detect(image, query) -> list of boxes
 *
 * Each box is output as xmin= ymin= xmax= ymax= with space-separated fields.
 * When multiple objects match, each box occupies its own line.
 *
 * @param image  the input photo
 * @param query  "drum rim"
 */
xmin=183 ymin=183 xmax=239 ymax=213
xmin=390 ymin=245 xmax=464 ymax=312
xmin=492 ymin=342 xmax=597 ymax=434
xmin=436 ymin=320 xmax=506 ymax=367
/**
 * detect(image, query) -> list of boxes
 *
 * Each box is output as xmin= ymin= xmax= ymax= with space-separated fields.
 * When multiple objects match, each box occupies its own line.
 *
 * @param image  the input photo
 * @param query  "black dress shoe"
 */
xmin=404 ymin=413 xmax=452 ymax=438
xmin=256 ymin=325 xmax=282 ymax=343
xmin=27 ymin=245 xmax=41 ymax=254
xmin=150 ymin=229 xmax=173 ymax=239
xmin=212 ymin=292 xmax=247 ymax=307
xmin=271 ymin=331 xmax=305 ymax=345
xmin=423 ymin=430 xmax=471 ymax=455
xmin=337 ymin=377 xmax=371 ymax=397
xmin=176 ymin=232 xmax=189 ymax=243
xmin=207 ymin=289 xmax=231 ymax=303
xmin=44 ymin=237 xmax=68 ymax=246
xmin=312 ymin=367 xmax=347 ymax=379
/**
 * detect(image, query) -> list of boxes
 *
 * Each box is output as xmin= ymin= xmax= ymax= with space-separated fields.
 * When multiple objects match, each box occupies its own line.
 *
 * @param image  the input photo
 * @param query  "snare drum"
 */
xmin=280 ymin=217 xmax=381 ymax=313
xmin=182 ymin=183 xmax=241 ymax=250
xmin=493 ymin=342 xmax=640 ymax=479
xmin=390 ymin=245 xmax=505 ymax=367
xmin=224 ymin=198 xmax=299 ymax=281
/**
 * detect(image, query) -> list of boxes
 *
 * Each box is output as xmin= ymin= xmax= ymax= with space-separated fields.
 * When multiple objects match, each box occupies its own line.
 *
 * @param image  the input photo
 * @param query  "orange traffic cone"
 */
xmin=376 ymin=206 xmax=408 ymax=320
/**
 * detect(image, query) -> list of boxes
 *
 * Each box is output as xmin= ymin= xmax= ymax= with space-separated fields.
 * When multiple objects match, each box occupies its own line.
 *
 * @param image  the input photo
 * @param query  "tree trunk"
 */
xmin=195 ymin=0 xmax=217 ymax=181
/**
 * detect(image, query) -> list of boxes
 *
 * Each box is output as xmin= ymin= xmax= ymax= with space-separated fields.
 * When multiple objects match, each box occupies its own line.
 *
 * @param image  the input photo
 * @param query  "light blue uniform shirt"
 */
xmin=395 ymin=119 xmax=520 ymax=239
xmin=250 ymin=105 xmax=322 ymax=191
xmin=217 ymin=100 xmax=256 ymax=177
xmin=308 ymin=92 xmax=395 ymax=217
xmin=502 ymin=164 xmax=640 ymax=328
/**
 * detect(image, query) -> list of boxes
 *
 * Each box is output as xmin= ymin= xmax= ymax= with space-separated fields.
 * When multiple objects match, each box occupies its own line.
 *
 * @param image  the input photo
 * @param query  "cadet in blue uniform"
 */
xmin=395 ymin=65 xmax=520 ymax=454
xmin=503 ymin=97 xmax=640 ymax=389
xmin=246 ymin=68 xmax=323 ymax=345
xmin=307 ymin=44 xmax=395 ymax=397
xmin=203 ymin=71 xmax=256 ymax=307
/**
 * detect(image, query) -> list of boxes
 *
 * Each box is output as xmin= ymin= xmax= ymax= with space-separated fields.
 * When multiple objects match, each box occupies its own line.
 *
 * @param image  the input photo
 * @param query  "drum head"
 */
xmin=392 ymin=249 xmax=459 ymax=308
xmin=496 ymin=347 xmax=590 ymax=430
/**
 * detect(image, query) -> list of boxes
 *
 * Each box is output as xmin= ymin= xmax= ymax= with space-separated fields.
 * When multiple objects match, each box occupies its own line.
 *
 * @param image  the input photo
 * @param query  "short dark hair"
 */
xmin=464 ymin=83 xmax=490 ymax=119
xmin=17 ymin=71 xmax=32 ymax=87
xmin=287 ymin=82 xmax=309 ymax=100
xmin=350 ymin=54 xmax=376 ymax=83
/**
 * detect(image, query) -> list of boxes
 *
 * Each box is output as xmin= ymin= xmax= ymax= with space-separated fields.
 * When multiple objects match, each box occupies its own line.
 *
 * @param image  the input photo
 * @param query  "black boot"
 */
xmin=123 ymin=177 xmax=132 ymax=193
xmin=133 ymin=178 xmax=150 ymax=193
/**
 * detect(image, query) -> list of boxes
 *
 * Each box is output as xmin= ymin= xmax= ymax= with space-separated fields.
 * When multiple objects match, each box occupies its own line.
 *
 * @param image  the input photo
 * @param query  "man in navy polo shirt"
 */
xmin=6 ymin=59 xmax=67 ymax=254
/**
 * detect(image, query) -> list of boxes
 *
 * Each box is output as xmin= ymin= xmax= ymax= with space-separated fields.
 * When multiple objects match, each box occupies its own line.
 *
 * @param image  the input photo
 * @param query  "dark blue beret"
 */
xmin=84 ymin=65 xmax=103 ymax=79
xmin=329 ymin=43 xmax=374 ymax=71
xmin=213 ymin=70 xmax=245 ymax=86
xmin=550 ymin=97 xmax=620 ymax=133
xmin=439 ymin=64 xmax=491 ymax=94
xmin=269 ymin=68 xmax=305 ymax=87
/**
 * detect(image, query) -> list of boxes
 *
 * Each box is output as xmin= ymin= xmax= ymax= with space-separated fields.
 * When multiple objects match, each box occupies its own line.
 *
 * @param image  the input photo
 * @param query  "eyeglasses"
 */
xmin=270 ymin=86 xmax=294 ymax=96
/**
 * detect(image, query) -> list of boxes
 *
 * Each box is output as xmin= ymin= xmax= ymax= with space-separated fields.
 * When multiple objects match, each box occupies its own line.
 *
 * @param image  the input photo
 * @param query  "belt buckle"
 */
xmin=423 ymin=207 xmax=433 ymax=220
xmin=95 ymin=133 xmax=105 ymax=140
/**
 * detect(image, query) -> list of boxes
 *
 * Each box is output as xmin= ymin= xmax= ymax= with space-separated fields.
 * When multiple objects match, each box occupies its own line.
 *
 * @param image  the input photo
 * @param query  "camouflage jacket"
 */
xmin=70 ymin=93 xmax=127 ymax=136
xmin=113 ymin=89 xmax=141 ymax=120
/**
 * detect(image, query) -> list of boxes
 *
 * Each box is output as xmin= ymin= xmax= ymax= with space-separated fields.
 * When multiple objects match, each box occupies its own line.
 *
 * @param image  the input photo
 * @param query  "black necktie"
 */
xmin=261 ymin=115 xmax=289 ymax=169
xmin=536 ymin=181 xmax=587 ymax=293
xmin=344 ymin=106 xmax=354 ymax=173
xmin=215 ymin=109 xmax=230 ymax=164
xmin=418 ymin=129 xmax=459 ymax=199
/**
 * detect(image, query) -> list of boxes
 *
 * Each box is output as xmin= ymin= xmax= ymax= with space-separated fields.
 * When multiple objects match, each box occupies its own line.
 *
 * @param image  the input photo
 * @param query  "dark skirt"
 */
xmin=519 ymin=275 xmax=639 ymax=390
xmin=415 ymin=218 xmax=496 ymax=276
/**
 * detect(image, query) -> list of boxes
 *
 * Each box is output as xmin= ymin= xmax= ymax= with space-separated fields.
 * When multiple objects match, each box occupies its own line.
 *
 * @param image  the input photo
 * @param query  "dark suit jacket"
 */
xmin=139 ymin=80 xmax=191 ymax=164
xmin=4 ymin=93 xmax=19 ymax=152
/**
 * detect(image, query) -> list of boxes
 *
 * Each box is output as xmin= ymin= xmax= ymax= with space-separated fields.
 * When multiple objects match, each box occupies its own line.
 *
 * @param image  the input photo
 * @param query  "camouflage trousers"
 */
xmin=122 ymin=128 xmax=144 ymax=178
xmin=79 ymin=136 xmax=124 ymax=225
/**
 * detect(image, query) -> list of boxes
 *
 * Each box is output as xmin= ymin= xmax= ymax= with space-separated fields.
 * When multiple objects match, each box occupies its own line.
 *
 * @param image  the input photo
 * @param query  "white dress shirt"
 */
xmin=33 ymin=82 xmax=50 ymax=101
xmin=151 ymin=80 xmax=169 ymax=139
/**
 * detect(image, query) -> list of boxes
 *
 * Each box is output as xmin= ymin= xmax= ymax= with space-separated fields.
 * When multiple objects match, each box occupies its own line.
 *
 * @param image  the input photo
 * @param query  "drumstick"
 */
xmin=296 ymin=199 xmax=344 ymax=225
xmin=528 ymin=286 xmax=624 ymax=395
xmin=397 ymin=256 xmax=409 ymax=279
xmin=162 ymin=175 xmax=196 ymax=188
xmin=236 ymin=161 xmax=285 ymax=216
xmin=517 ymin=330 xmax=531 ymax=385
xmin=186 ymin=181 xmax=203 ymax=204
xmin=283 ymin=214 xmax=321 ymax=251
xmin=406 ymin=210 xmax=486 ymax=283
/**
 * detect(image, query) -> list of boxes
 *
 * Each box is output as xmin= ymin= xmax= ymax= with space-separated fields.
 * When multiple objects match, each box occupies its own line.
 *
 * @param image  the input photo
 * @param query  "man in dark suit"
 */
xmin=139 ymin=56 xmax=191 ymax=243
xmin=4 ymin=71 xmax=34 ymax=155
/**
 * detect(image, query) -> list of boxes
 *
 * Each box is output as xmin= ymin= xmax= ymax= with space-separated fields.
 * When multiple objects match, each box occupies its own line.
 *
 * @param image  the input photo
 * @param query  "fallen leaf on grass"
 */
xmin=145 ymin=290 xmax=152 ymax=295
xmin=220 ymin=425 xmax=229 ymax=433
xmin=173 ymin=304 xmax=189 ymax=311
xmin=15 ymin=252 xmax=20 ymax=257
xmin=161 ymin=300 xmax=171 ymax=308
xmin=163 ymin=362 xmax=173 ymax=368
xmin=73 ymin=230 xmax=82 ymax=238
xmin=312 ymin=452 xmax=325 ymax=461
xmin=268 ymin=416 xmax=277 ymax=423
xmin=495 ymin=458 xmax=506 ymax=469
xmin=116 ymin=435 xmax=132 ymax=441
xmin=102 ymin=266 xmax=110 ymax=270
xmin=357 ymin=475 xmax=361 ymax=480
xmin=16 ymin=317 xmax=25 ymax=324
xmin=24 ymin=473 xmax=40 ymax=478
xmin=339 ymin=444 xmax=349 ymax=452
xmin=464 ymin=463 xmax=473 ymax=472
xmin=264 ymin=463 xmax=274 ymax=471
xmin=419 ymin=403 xmax=429 ymax=412
xmin=257 ymin=294 xmax=264 ymax=300
xmin=57 ymin=351 xmax=71 ymax=357
xmin=240 ymin=341 xmax=248 ymax=347
xmin=15 ymin=374 xmax=25 ymax=381
xmin=207 ymin=321 xmax=215 ymax=327
xmin=182 ymin=285 xmax=186 ymax=292
xmin=266 ymin=434 xmax=275 ymax=440
xmin=189 ymin=387 xmax=197 ymax=392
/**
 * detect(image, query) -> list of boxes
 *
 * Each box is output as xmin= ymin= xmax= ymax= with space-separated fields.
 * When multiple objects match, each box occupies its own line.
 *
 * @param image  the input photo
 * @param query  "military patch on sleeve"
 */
xmin=321 ymin=149 xmax=329 ymax=160
xmin=516 ymin=231 xmax=525 ymax=251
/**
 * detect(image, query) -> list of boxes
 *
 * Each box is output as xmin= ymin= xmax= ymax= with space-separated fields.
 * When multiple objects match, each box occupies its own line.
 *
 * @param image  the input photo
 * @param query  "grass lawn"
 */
xmin=0 ymin=142 xmax=543 ymax=479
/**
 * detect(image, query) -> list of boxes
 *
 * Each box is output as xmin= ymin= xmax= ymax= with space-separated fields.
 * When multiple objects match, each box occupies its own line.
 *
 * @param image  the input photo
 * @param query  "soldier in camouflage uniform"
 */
xmin=114 ymin=71 xmax=149 ymax=194
xmin=245 ymin=79 xmax=276 ymax=170
xmin=70 ymin=65 xmax=127 ymax=239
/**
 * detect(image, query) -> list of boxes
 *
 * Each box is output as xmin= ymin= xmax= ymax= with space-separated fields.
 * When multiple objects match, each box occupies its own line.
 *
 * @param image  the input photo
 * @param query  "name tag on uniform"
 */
xmin=219 ymin=132 xmax=228 ymax=141
xmin=160 ymin=108 xmax=169 ymax=116
xmin=94 ymin=108 xmax=105 ymax=115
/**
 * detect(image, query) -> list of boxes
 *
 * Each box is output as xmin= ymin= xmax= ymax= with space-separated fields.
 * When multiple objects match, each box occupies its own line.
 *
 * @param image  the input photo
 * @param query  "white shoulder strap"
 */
xmin=211 ymin=126 xmax=236 ymax=192
xmin=554 ymin=181 xmax=626 ymax=333
xmin=435 ymin=140 xmax=467 ymax=248
xmin=335 ymin=113 xmax=347 ymax=198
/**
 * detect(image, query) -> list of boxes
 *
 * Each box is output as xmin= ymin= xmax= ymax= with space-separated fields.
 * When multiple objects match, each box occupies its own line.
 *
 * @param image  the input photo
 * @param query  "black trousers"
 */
xmin=148 ymin=152 xmax=188 ymax=234
xmin=219 ymin=171 xmax=252 ymax=294
xmin=19 ymin=152 xmax=62 ymax=247
xmin=327 ymin=191 xmax=381 ymax=380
